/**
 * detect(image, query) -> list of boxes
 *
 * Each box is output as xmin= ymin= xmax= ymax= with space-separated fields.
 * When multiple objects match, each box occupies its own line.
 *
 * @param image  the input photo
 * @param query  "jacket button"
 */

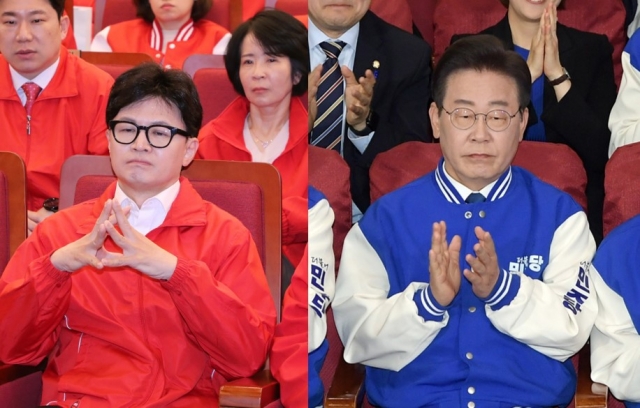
xmin=466 ymin=352 xmax=473 ymax=360
xmin=465 ymin=211 xmax=472 ymax=219
xmin=169 ymin=43 xmax=176 ymax=49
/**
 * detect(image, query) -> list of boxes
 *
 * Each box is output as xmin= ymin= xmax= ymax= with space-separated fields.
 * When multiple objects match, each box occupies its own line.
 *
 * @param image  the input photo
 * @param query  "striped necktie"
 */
xmin=311 ymin=40 xmax=346 ymax=153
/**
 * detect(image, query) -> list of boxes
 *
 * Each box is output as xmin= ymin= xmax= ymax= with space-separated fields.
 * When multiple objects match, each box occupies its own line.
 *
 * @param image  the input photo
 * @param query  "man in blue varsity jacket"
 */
xmin=332 ymin=35 xmax=597 ymax=408
xmin=589 ymin=219 xmax=640 ymax=406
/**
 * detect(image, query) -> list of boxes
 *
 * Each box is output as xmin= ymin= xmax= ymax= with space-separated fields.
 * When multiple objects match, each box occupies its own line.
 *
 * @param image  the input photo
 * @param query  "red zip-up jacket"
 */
xmin=0 ymin=47 xmax=113 ymax=211
xmin=197 ymin=96 xmax=309 ymax=267
xmin=0 ymin=179 xmax=276 ymax=407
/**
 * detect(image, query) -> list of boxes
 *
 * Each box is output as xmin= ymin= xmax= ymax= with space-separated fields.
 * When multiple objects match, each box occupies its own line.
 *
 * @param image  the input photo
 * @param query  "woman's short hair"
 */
xmin=432 ymin=35 xmax=531 ymax=111
xmin=133 ymin=0 xmax=212 ymax=23
xmin=106 ymin=63 xmax=203 ymax=137
xmin=224 ymin=9 xmax=309 ymax=97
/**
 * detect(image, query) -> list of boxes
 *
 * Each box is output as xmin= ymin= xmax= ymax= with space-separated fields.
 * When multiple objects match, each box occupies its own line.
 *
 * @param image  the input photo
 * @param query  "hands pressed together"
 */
xmin=429 ymin=221 xmax=501 ymax=307
xmin=527 ymin=2 xmax=565 ymax=84
xmin=50 ymin=199 xmax=178 ymax=280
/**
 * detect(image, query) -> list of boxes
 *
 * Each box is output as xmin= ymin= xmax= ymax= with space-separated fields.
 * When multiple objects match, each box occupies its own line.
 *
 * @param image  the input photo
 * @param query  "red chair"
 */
xmin=603 ymin=142 xmax=640 ymax=237
xmin=0 ymin=152 xmax=44 ymax=408
xmin=309 ymin=146 xmax=358 ymax=405
xmin=0 ymin=151 xmax=27 ymax=272
xmin=432 ymin=0 xmax=626 ymax=85
xmin=183 ymin=54 xmax=225 ymax=78
xmin=601 ymin=141 xmax=640 ymax=408
xmin=327 ymin=140 xmax=605 ymax=408
xmin=370 ymin=0 xmax=413 ymax=33
xmin=594 ymin=133 xmax=640 ymax=408
xmin=182 ymin=55 xmax=236 ymax=124
xmin=95 ymin=0 xmax=242 ymax=35
xmin=192 ymin=68 xmax=239 ymax=124
xmin=58 ymin=155 xmax=283 ymax=407
xmin=406 ymin=0 xmax=437 ymax=45
xmin=274 ymin=0 xmax=307 ymax=18
xmin=71 ymin=50 xmax=155 ymax=79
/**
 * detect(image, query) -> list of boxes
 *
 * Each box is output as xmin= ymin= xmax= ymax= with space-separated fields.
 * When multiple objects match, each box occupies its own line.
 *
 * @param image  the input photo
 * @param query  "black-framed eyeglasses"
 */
xmin=441 ymin=107 xmax=521 ymax=132
xmin=108 ymin=120 xmax=190 ymax=148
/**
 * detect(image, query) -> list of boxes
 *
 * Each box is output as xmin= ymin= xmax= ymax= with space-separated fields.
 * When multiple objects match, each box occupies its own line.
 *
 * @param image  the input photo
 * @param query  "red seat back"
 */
xmin=0 ymin=152 xmax=27 ymax=274
xmin=308 ymin=146 xmax=352 ymax=271
xmin=308 ymin=146 xmax=353 ymax=398
xmin=274 ymin=0 xmax=307 ymax=17
xmin=192 ymin=68 xmax=239 ymax=124
xmin=369 ymin=0 xmax=413 ymax=33
xmin=183 ymin=54 xmax=225 ymax=78
xmin=603 ymin=142 xmax=640 ymax=236
xmin=370 ymin=141 xmax=587 ymax=210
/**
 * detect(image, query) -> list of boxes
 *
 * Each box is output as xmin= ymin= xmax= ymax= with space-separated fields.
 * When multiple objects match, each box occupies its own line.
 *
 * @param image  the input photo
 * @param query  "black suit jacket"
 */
xmin=453 ymin=15 xmax=617 ymax=243
xmin=345 ymin=11 xmax=433 ymax=212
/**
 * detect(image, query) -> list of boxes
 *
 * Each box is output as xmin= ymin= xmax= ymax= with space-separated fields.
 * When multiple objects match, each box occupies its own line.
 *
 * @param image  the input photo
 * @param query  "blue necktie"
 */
xmin=311 ymin=40 xmax=347 ymax=153
xmin=465 ymin=193 xmax=486 ymax=204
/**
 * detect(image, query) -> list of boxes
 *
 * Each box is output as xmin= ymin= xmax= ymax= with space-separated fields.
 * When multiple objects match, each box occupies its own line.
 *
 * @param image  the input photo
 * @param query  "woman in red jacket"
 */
xmin=90 ymin=0 xmax=230 ymax=69
xmin=197 ymin=9 xmax=309 ymax=272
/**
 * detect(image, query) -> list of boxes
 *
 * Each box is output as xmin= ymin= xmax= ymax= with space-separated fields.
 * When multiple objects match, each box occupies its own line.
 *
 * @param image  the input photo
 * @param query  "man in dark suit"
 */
xmin=308 ymin=0 xmax=433 ymax=221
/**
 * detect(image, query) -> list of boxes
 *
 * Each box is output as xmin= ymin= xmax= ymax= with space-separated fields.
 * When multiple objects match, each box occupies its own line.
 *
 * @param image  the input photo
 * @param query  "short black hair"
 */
xmin=106 ymin=63 xmax=203 ymax=137
xmin=432 ymin=34 xmax=531 ymax=111
xmin=48 ymin=0 xmax=65 ymax=19
xmin=498 ymin=0 xmax=565 ymax=9
xmin=224 ymin=9 xmax=309 ymax=97
xmin=133 ymin=0 xmax=212 ymax=23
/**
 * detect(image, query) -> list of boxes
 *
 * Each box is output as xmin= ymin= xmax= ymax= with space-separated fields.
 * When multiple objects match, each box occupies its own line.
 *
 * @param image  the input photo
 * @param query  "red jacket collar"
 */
xmin=0 ymin=46 xmax=79 ymax=101
xmin=207 ymin=96 xmax=308 ymax=154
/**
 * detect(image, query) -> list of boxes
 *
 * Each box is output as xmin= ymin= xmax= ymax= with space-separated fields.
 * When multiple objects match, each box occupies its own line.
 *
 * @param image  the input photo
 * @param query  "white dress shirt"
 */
xmin=442 ymin=161 xmax=498 ymax=201
xmin=10 ymin=58 xmax=60 ymax=106
xmin=113 ymin=180 xmax=180 ymax=236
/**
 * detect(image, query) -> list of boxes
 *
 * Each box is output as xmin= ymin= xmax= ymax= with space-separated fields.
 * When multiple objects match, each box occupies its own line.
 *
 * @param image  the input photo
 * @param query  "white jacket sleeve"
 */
xmin=212 ymin=33 xmax=231 ymax=55
xmin=590 ymin=265 xmax=640 ymax=402
xmin=308 ymin=197 xmax=335 ymax=353
xmin=609 ymin=47 xmax=640 ymax=157
xmin=486 ymin=212 xmax=597 ymax=361
xmin=333 ymin=224 xmax=448 ymax=371
xmin=89 ymin=26 xmax=113 ymax=52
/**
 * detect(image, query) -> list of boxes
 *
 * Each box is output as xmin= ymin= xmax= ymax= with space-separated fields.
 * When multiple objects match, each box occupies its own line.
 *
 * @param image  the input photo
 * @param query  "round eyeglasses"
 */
xmin=108 ymin=120 xmax=190 ymax=149
xmin=441 ymin=107 xmax=520 ymax=132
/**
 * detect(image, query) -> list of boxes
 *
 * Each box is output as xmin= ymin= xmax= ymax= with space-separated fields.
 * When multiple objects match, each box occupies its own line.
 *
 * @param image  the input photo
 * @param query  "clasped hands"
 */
xmin=429 ymin=221 xmax=501 ymax=307
xmin=50 ymin=199 xmax=177 ymax=280
xmin=308 ymin=64 xmax=376 ymax=132
xmin=527 ymin=2 xmax=564 ymax=83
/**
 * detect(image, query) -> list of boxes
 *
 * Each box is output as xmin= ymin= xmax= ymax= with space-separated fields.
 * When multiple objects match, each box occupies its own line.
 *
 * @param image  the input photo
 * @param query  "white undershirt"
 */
xmin=242 ymin=114 xmax=289 ymax=164
xmin=442 ymin=160 xmax=498 ymax=200
xmin=113 ymin=180 xmax=180 ymax=235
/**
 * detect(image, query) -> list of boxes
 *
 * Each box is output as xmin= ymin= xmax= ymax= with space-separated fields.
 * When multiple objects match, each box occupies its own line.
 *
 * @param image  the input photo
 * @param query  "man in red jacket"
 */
xmin=0 ymin=63 xmax=276 ymax=407
xmin=0 ymin=0 xmax=114 ymax=234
